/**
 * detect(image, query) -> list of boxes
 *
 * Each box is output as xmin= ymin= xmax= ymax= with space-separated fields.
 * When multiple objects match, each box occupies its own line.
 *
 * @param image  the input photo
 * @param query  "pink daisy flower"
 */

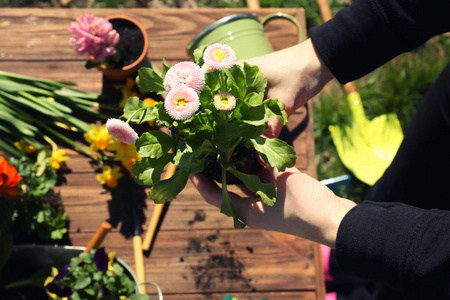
xmin=203 ymin=43 xmax=236 ymax=70
xmin=163 ymin=61 xmax=205 ymax=95
xmin=164 ymin=86 xmax=200 ymax=120
xmin=214 ymin=92 xmax=236 ymax=111
xmin=106 ymin=118 xmax=139 ymax=144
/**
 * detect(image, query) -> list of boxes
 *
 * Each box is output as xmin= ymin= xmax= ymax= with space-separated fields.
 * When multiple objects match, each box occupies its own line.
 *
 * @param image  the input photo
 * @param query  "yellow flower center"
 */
xmin=176 ymin=98 xmax=187 ymax=108
xmin=96 ymin=139 xmax=109 ymax=150
xmin=212 ymin=49 xmax=226 ymax=61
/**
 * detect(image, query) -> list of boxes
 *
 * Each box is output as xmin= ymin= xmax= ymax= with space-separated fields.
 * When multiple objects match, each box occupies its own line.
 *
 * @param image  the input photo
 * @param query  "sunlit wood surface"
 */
xmin=0 ymin=8 xmax=323 ymax=299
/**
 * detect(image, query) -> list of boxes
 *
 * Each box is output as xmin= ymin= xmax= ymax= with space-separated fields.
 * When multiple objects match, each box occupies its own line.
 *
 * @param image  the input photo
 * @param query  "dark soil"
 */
xmin=110 ymin=18 xmax=145 ymax=68
xmin=202 ymin=146 xmax=262 ymax=184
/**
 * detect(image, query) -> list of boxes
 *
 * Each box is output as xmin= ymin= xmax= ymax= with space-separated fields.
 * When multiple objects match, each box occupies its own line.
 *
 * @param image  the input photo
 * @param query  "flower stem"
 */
xmin=226 ymin=136 xmax=243 ymax=162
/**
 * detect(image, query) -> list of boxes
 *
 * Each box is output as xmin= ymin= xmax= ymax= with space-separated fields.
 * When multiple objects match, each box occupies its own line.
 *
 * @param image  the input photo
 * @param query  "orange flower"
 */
xmin=0 ymin=156 xmax=21 ymax=198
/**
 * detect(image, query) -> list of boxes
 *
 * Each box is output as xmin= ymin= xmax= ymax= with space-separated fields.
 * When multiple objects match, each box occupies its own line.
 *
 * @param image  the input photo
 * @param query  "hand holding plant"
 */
xmin=107 ymin=44 xmax=297 ymax=228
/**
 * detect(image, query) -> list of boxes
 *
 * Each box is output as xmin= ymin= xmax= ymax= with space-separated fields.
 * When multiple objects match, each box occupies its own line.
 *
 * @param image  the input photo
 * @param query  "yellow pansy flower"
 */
xmin=84 ymin=124 xmax=118 ymax=152
xmin=143 ymin=97 xmax=158 ymax=127
xmin=108 ymin=251 xmax=117 ymax=275
xmin=44 ymin=267 xmax=68 ymax=300
xmin=14 ymin=140 xmax=37 ymax=154
xmin=115 ymin=142 xmax=142 ymax=175
xmin=51 ymin=149 xmax=70 ymax=170
xmin=96 ymin=165 xmax=124 ymax=188
xmin=117 ymin=78 xmax=140 ymax=108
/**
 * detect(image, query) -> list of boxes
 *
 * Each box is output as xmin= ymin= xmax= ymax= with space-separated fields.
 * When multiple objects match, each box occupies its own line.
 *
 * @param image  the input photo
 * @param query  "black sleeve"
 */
xmin=335 ymin=201 xmax=450 ymax=299
xmin=309 ymin=0 xmax=450 ymax=83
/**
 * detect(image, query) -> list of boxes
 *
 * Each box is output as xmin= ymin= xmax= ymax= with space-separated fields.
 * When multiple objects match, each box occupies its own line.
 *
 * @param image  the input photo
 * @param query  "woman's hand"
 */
xmin=241 ymin=39 xmax=334 ymax=138
xmin=190 ymin=167 xmax=356 ymax=248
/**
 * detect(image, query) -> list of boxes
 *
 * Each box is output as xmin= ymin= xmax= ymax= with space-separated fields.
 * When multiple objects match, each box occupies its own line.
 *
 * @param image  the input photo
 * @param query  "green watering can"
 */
xmin=328 ymin=92 xmax=404 ymax=186
xmin=187 ymin=12 xmax=303 ymax=60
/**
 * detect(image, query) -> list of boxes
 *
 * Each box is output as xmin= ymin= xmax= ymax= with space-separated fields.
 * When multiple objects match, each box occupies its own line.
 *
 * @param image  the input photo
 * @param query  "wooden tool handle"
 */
xmin=84 ymin=221 xmax=112 ymax=253
xmin=246 ymin=0 xmax=260 ymax=9
xmin=133 ymin=235 xmax=147 ymax=294
xmin=142 ymin=162 xmax=177 ymax=251
xmin=316 ymin=0 xmax=359 ymax=95
xmin=316 ymin=0 xmax=333 ymax=22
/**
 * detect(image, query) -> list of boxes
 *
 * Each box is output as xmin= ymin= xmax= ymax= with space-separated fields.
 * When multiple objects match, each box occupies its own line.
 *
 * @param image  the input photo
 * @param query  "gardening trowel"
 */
xmin=317 ymin=0 xmax=404 ymax=186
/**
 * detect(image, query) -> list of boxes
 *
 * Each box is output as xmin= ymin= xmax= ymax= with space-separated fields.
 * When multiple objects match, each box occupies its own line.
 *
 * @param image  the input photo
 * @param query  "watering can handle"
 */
xmin=261 ymin=13 xmax=304 ymax=43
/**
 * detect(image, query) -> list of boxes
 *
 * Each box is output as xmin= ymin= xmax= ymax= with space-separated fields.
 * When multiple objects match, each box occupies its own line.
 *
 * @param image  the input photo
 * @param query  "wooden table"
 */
xmin=0 ymin=8 xmax=324 ymax=299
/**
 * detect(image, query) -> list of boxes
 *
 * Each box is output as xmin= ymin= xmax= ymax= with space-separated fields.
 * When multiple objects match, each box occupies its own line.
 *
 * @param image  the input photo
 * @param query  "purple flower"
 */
xmin=94 ymin=247 xmax=108 ymax=273
xmin=46 ymin=282 xmax=73 ymax=297
xmin=45 ymin=264 xmax=73 ymax=297
xmin=164 ymin=86 xmax=200 ymax=120
xmin=214 ymin=92 xmax=236 ymax=111
xmin=203 ymin=43 xmax=236 ymax=70
xmin=163 ymin=61 xmax=205 ymax=95
xmin=106 ymin=118 xmax=139 ymax=144
xmin=69 ymin=14 xmax=120 ymax=62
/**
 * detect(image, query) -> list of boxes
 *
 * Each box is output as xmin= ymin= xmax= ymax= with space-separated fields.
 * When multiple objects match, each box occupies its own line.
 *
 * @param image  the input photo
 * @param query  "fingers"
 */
xmin=189 ymin=172 xmax=222 ymax=208
xmin=190 ymin=172 xmax=267 ymax=228
xmin=264 ymin=116 xmax=283 ymax=139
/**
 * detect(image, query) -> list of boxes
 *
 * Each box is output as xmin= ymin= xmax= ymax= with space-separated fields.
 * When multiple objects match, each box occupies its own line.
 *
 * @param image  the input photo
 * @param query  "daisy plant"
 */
xmin=108 ymin=44 xmax=297 ymax=228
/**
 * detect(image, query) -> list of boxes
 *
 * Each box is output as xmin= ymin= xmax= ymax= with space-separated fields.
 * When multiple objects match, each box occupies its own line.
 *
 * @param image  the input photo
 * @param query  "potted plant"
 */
xmin=69 ymin=14 xmax=149 ymax=82
xmin=1 ymin=245 xmax=148 ymax=300
xmin=106 ymin=44 xmax=297 ymax=228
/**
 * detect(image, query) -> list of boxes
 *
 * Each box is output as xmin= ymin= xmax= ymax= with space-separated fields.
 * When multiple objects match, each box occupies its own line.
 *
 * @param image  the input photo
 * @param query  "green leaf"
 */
xmin=219 ymin=168 xmax=246 ymax=229
xmin=122 ymin=97 xmax=162 ymax=124
xmin=162 ymin=57 xmax=171 ymax=78
xmin=193 ymin=45 xmax=207 ymax=65
xmin=132 ymin=154 xmax=174 ymax=186
xmin=241 ymin=104 xmax=268 ymax=126
xmin=251 ymin=136 xmax=297 ymax=171
xmin=74 ymin=275 xmax=91 ymax=290
xmin=136 ymin=131 xmax=175 ymax=159
xmin=227 ymin=66 xmax=246 ymax=99
xmin=264 ymin=99 xmax=288 ymax=125
xmin=228 ymin=168 xmax=277 ymax=207
xmin=244 ymin=92 xmax=264 ymax=107
xmin=136 ymin=67 xmax=165 ymax=94
xmin=148 ymin=169 xmax=190 ymax=204
xmin=243 ymin=62 xmax=267 ymax=94
xmin=173 ymin=139 xmax=211 ymax=173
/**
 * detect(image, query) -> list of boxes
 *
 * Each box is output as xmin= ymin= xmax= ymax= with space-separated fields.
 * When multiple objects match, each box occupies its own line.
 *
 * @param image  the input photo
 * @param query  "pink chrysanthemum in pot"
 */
xmin=69 ymin=14 xmax=120 ymax=63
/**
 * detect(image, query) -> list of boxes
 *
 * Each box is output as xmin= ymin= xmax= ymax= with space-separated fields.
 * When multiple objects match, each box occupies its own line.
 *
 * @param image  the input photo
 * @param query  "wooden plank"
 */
xmin=0 ymin=8 xmax=304 ymax=61
xmin=69 ymin=230 xmax=319 ymax=295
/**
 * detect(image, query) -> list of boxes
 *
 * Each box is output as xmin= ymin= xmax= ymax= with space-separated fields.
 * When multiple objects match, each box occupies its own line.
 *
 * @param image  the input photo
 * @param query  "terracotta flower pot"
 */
xmin=96 ymin=15 xmax=149 ymax=82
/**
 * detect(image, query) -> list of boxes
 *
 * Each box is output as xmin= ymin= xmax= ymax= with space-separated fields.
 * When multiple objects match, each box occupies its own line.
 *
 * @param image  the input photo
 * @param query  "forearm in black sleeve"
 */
xmin=310 ymin=0 xmax=450 ymax=83
xmin=336 ymin=201 xmax=450 ymax=299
